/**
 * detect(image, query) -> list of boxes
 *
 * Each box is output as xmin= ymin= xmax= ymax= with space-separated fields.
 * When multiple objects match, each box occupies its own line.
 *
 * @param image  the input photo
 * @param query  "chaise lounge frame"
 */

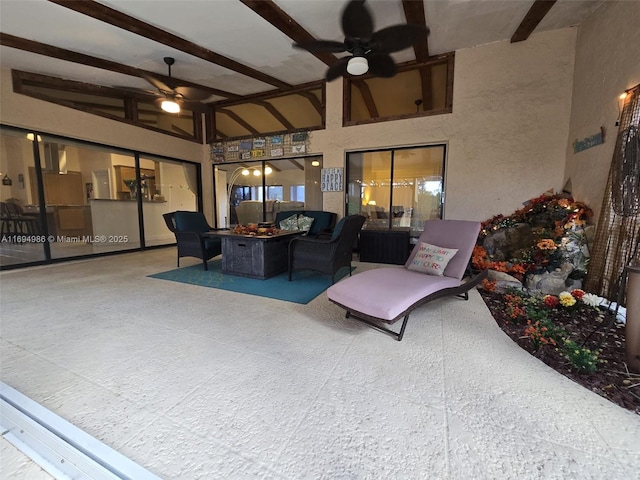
xmin=327 ymin=219 xmax=487 ymax=341
xmin=330 ymin=268 xmax=487 ymax=341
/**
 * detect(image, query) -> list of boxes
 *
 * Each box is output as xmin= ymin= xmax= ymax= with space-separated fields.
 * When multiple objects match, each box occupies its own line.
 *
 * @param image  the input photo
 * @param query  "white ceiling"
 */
xmin=0 ymin=0 xmax=605 ymax=103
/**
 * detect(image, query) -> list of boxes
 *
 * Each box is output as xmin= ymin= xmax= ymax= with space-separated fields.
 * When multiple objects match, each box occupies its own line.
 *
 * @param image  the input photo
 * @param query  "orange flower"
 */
xmin=510 ymin=264 xmax=526 ymax=275
xmin=536 ymin=239 xmax=557 ymax=251
xmin=481 ymin=279 xmax=497 ymax=292
xmin=488 ymin=261 xmax=508 ymax=272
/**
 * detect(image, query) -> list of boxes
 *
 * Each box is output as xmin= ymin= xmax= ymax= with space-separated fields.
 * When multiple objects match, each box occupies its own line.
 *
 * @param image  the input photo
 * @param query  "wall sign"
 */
xmin=210 ymin=131 xmax=311 ymax=163
xmin=321 ymin=168 xmax=343 ymax=192
xmin=573 ymin=127 xmax=605 ymax=153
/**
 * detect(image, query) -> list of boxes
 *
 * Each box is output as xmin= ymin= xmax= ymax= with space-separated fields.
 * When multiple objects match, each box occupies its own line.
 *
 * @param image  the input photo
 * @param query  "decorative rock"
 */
xmin=487 ymin=270 xmax=523 ymax=293
xmin=525 ymin=262 xmax=575 ymax=295
xmin=483 ymin=223 xmax=532 ymax=261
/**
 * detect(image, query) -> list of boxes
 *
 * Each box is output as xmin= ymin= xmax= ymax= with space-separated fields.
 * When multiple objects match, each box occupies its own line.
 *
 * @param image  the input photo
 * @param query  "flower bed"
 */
xmin=480 ymin=288 xmax=639 ymax=413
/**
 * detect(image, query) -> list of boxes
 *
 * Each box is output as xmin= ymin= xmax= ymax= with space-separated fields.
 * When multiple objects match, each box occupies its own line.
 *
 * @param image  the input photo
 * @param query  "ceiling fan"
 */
xmin=129 ymin=57 xmax=212 ymax=114
xmin=293 ymin=0 xmax=429 ymax=81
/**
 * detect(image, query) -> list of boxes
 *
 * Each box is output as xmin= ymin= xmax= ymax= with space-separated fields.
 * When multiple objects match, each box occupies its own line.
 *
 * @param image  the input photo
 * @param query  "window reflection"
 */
xmin=347 ymin=146 xmax=445 ymax=241
xmin=215 ymin=157 xmax=322 ymax=227
xmin=0 ymin=126 xmax=199 ymax=268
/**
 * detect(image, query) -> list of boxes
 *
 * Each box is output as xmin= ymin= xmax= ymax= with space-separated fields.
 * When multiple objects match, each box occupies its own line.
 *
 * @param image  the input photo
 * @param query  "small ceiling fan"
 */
xmin=127 ymin=57 xmax=212 ymax=113
xmin=293 ymin=0 xmax=429 ymax=81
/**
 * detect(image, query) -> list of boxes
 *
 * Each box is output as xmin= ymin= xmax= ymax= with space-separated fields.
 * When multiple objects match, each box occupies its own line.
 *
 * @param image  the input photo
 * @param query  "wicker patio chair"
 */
xmin=163 ymin=211 xmax=222 ymax=271
xmin=288 ymin=214 xmax=366 ymax=284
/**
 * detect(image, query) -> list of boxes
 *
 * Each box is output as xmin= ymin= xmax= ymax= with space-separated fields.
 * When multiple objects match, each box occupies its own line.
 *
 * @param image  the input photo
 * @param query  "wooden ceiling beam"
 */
xmin=511 ymin=0 xmax=557 ymax=43
xmin=289 ymin=160 xmax=304 ymax=170
xmin=218 ymin=109 xmax=259 ymax=135
xmin=239 ymin=0 xmax=338 ymax=67
xmin=351 ymin=80 xmax=378 ymax=118
xmin=401 ymin=0 xmax=430 ymax=61
xmin=401 ymin=0 xmax=433 ymax=110
xmin=172 ymin=125 xmax=192 ymax=136
xmin=48 ymin=0 xmax=292 ymax=89
xmin=209 ymin=81 xmax=322 ymax=107
xmin=1 ymin=33 xmax=237 ymax=99
xmin=255 ymin=101 xmax=295 ymax=130
xmin=298 ymin=92 xmax=323 ymax=116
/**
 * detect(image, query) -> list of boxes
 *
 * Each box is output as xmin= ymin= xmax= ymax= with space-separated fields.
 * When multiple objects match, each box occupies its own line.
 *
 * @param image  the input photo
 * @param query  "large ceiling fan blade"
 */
xmin=326 ymin=57 xmax=350 ymax=82
xmin=182 ymin=100 xmax=211 ymax=114
xmin=367 ymin=53 xmax=396 ymax=78
xmin=140 ymin=72 xmax=172 ymax=93
xmin=174 ymin=86 xmax=212 ymax=101
xmin=293 ymin=40 xmax=347 ymax=53
xmin=370 ymin=24 xmax=430 ymax=53
xmin=342 ymin=0 xmax=374 ymax=40
xmin=114 ymin=85 xmax=160 ymax=97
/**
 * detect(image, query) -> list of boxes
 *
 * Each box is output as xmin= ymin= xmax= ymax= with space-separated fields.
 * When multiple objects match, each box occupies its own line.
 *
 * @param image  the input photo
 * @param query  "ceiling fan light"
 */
xmin=347 ymin=56 xmax=368 ymax=76
xmin=161 ymin=99 xmax=180 ymax=113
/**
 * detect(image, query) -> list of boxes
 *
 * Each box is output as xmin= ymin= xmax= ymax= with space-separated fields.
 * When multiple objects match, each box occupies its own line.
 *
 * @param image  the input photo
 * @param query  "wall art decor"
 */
xmin=321 ymin=167 xmax=343 ymax=192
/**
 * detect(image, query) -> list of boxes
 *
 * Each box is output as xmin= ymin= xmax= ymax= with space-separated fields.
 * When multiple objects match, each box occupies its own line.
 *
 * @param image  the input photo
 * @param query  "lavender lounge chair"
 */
xmin=327 ymin=219 xmax=487 ymax=341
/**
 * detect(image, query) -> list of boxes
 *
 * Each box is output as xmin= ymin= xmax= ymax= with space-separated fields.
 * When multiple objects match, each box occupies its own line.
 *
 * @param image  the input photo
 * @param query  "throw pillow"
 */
xmin=297 ymin=214 xmax=314 ymax=234
xmin=407 ymin=242 xmax=458 ymax=276
xmin=280 ymin=214 xmax=299 ymax=231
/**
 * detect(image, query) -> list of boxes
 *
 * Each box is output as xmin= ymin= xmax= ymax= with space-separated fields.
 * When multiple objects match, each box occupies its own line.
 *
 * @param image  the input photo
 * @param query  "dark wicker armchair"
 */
xmin=163 ymin=211 xmax=222 ymax=270
xmin=288 ymin=214 xmax=366 ymax=284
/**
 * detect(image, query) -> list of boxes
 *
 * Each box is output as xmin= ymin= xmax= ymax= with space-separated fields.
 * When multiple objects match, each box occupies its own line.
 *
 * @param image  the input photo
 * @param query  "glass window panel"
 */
xmin=15 ymin=73 xmax=200 ymax=141
xmin=35 ymin=137 xmax=141 ymax=258
xmin=215 ymin=156 xmax=323 ymax=227
xmin=347 ymin=145 xmax=445 ymax=241
xmin=0 ymin=129 xmax=47 ymax=266
xmin=141 ymin=156 xmax=198 ymax=247
xmin=212 ymin=87 xmax=324 ymax=141
xmin=346 ymin=57 xmax=452 ymax=125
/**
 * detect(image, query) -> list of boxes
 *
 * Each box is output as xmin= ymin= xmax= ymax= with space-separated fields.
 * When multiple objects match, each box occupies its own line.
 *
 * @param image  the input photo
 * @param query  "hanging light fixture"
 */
xmin=161 ymin=98 xmax=180 ymax=114
xmin=264 ymin=166 xmax=273 ymax=175
xmin=346 ymin=56 xmax=368 ymax=76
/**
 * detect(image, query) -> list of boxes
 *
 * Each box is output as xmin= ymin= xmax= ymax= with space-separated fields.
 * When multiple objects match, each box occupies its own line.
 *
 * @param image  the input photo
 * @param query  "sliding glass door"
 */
xmin=347 ymin=145 xmax=446 ymax=241
xmin=0 ymin=125 xmax=201 ymax=269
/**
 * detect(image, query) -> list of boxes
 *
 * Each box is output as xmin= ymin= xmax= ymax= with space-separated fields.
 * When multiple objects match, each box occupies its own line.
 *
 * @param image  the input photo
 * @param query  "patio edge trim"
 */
xmin=0 ymin=381 xmax=160 ymax=480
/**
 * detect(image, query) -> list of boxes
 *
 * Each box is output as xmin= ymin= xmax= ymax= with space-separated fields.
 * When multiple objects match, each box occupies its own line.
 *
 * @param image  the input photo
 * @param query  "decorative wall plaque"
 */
xmin=321 ymin=167 xmax=343 ymax=192
xmin=210 ymin=130 xmax=311 ymax=163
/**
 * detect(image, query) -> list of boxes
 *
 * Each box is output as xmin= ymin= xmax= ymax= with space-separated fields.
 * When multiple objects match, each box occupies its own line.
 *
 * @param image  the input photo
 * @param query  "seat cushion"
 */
xmin=327 ymin=267 xmax=461 ymax=322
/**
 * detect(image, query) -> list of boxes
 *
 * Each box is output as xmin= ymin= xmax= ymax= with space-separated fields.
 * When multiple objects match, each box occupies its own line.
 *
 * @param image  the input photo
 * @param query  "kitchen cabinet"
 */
xmin=29 ymin=169 xmax=84 ymax=205
xmin=114 ymin=165 xmax=156 ymax=199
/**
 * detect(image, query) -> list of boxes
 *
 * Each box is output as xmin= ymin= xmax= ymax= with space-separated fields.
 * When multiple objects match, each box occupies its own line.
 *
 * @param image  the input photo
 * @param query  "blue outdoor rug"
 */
xmin=148 ymin=259 xmax=353 ymax=304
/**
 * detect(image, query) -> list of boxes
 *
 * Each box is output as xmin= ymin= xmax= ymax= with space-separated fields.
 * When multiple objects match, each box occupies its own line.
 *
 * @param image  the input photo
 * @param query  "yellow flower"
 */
xmin=559 ymin=291 xmax=576 ymax=307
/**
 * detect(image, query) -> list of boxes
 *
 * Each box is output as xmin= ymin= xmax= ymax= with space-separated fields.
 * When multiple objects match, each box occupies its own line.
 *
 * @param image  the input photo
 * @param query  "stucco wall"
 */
xmin=0 ymin=68 xmax=214 ymax=221
xmin=2 ymin=27 xmax=577 ymax=225
xmin=564 ymin=0 xmax=640 ymax=223
xmin=311 ymin=27 xmax=577 ymax=222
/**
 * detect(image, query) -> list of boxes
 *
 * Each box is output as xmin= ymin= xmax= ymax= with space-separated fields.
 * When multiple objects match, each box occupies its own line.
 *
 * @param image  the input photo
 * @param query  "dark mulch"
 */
xmin=479 ymin=290 xmax=640 ymax=414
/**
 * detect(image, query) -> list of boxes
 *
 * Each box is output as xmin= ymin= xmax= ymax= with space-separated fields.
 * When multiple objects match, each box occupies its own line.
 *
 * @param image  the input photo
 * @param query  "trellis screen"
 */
xmin=585 ymin=84 xmax=640 ymax=303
